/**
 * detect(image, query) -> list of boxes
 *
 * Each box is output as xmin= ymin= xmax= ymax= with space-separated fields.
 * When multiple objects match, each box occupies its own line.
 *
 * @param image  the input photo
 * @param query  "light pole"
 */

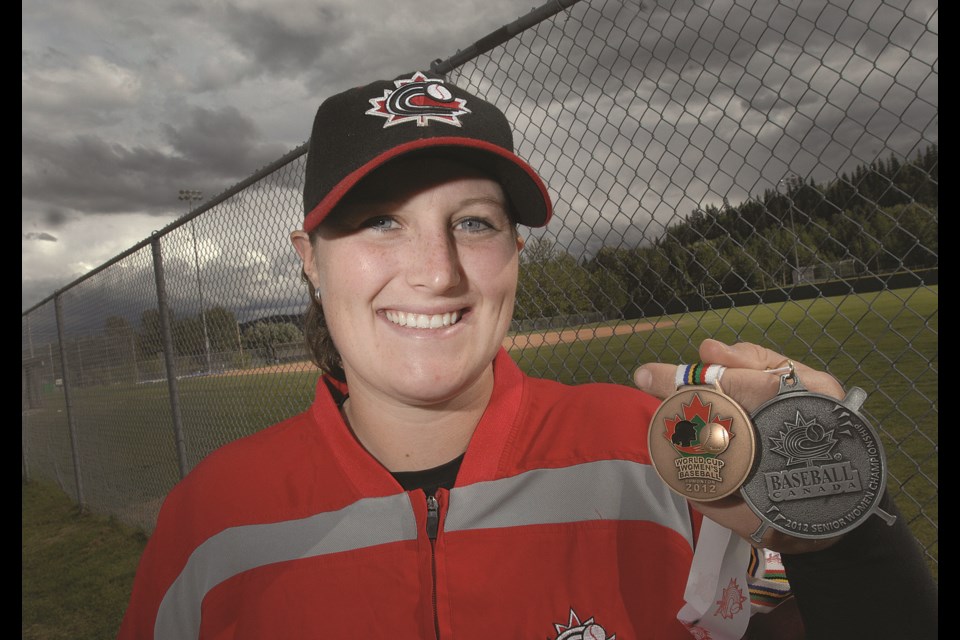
xmin=778 ymin=175 xmax=803 ymax=286
xmin=178 ymin=189 xmax=211 ymax=373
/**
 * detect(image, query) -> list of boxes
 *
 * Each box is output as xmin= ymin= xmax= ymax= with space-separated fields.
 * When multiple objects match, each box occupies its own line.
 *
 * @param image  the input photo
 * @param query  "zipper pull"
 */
xmin=426 ymin=494 xmax=440 ymax=540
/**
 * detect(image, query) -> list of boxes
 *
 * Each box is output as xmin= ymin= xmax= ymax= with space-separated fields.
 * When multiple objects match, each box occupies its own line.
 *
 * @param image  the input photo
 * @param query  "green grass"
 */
xmin=23 ymin=368 xmax=321 ymax=528
xmin=22 ymin=480 xmax=148 ymax=640
xmin=24 ymin=286 xmax=937 ymax=568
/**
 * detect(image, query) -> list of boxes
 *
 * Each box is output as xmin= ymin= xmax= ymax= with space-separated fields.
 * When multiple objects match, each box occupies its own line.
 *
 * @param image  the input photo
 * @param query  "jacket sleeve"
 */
xmin=117 ymin=540 xmax=168 ymax=638
xmin=116 ymin=474 xmax=213 ymax=640
xmin=117 ymin=507 xmax=178 ymax=639
xmin=780 ymin=492 xmax=938 ymax=639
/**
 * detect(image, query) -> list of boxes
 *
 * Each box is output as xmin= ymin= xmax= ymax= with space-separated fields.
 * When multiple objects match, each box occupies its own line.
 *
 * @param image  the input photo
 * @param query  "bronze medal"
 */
xmin=648 ymin=384 xmax=756 ymax=502
xmin=740 ymin=369 xmax=896 ymax=542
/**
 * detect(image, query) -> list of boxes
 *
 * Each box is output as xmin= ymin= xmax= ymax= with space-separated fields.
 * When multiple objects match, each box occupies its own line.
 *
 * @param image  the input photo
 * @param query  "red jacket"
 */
xmin=119 ymin=350 xmax=698 ymax=639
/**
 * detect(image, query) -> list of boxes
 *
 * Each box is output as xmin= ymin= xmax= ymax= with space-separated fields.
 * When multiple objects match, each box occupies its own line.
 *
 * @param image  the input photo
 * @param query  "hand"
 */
xmin=633 ymin=338 xmax=846 ymax=554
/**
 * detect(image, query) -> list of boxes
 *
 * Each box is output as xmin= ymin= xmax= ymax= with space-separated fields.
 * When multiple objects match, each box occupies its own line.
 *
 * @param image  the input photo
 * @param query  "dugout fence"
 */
xmin=22 ymin=0 xmax=937 ymax=574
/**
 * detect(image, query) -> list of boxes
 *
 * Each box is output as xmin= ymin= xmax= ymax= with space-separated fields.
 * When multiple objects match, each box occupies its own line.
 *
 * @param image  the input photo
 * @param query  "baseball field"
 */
xmin=22 ymin=286 xmax=939 ymax=640
xmin=23 ymin=286 xmax=938 ymax=567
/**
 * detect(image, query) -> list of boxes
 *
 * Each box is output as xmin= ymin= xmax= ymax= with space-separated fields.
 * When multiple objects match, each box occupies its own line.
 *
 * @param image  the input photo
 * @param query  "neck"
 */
xmin=340 ymin=365 xmax=495 ymax=472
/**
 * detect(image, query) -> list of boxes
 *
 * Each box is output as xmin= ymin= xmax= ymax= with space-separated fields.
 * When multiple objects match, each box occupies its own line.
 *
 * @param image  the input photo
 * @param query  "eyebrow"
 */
xmin=454 ymin=196 xmax=509 ymax=209
xmin=340 ymin=194 xmax=508 ymax=216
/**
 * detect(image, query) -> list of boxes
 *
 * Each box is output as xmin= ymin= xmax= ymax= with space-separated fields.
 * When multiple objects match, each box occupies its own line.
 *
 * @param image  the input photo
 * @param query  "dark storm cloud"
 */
xmin=22 ymin=106 xmax=289 ymax=217
xmin=187 ymin=0 xmax=525 ymax=95
xmin=460 ymin=0 xmax=937 ymax=264
xmin=162 ymin=105 xmax=287 ymax=174
xmin=22 ymin=134 xmax=178 ymax=214
xmin=22 ymin=133 xmax=199 ymax=215
xmin=21 ymin=0 xmax=937 ymax=314
xmin=220 ymin=2 xmax=348 ymax=77
xmin=45 ymin=208 xmax=71 ymax=227
xmin=23 ymin=232 xmax=58 ymax=242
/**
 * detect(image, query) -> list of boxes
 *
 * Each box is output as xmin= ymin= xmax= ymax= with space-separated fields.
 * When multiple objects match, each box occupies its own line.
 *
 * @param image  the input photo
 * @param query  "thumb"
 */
xmin=633 ymin=363 xmax=684 ymax=400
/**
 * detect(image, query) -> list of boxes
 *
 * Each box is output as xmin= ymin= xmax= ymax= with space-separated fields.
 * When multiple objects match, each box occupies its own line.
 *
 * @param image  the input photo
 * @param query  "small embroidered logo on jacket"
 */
xmin=366 ymin=72 xmax=470 ymax=127
xmin=684 ymin=625 xmax=713 ymax=640
xmin=550 ymin=608 xmax=615 ymax=639
xmin=714 ymin=578 xmax=747 ymax=620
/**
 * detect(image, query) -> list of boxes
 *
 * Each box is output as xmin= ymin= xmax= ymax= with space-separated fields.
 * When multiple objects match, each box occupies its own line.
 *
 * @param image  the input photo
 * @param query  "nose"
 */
xmin=405 ymin=228 xmax=463 ymax=292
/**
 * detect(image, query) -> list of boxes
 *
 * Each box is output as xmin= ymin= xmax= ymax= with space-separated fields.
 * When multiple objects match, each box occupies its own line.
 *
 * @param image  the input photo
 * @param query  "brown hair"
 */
xmin=301 ymin=265 xmax=345 ymax=380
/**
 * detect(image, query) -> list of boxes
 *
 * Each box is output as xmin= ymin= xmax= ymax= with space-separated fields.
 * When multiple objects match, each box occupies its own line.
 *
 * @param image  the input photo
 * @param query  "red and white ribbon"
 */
xmin=678 ymin=517 xmax=752 ymax=639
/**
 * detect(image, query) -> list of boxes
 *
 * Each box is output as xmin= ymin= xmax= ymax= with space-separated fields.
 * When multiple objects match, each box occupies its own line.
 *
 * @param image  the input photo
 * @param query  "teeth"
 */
xmin=385 ymin=310 xmax=460 ymax=329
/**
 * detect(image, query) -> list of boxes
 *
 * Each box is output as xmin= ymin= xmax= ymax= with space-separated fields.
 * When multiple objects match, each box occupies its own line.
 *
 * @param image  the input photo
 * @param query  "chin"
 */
xmin=394 ymin=360 xmax=494 ymax=405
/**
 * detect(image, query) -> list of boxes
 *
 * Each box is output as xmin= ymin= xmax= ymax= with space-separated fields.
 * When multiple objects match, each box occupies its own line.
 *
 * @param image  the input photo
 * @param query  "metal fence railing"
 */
xmin=22 ymin=0 xmax=937 ymax=575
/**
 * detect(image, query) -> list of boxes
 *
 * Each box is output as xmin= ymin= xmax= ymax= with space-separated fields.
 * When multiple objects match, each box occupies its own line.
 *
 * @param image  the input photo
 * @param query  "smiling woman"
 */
xmin=118 ymin=72 xmax=937 ymax=640
xmin=291 ymin=156 xmax=524 ymax=470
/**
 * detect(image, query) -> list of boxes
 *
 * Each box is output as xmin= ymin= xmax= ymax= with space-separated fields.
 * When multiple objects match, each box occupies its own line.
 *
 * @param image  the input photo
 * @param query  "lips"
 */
xmin=384 ymin=309 xmax=461 ymax=329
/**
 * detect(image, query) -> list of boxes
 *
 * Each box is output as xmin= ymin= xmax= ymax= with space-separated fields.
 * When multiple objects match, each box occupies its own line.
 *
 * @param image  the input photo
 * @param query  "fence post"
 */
xmin=151 ymin=235 xmax=191 ymax=480
xmin=54 ymin=294 xmax=86 ymax=510
xmin=22 ymin=411 xmax=29 ymax=483
xmin=22 ymin=316 xmax=31 ymax=481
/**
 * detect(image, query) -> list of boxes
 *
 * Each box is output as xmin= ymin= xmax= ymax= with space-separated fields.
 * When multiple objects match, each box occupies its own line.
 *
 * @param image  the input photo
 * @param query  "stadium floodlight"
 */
xmin=177 ymin=189 xmax=211 ymax=374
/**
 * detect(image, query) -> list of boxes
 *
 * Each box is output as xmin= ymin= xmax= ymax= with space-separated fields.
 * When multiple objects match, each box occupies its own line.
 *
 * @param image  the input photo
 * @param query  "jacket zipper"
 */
xmin=426 ymin=493 xmax=441 ymax=639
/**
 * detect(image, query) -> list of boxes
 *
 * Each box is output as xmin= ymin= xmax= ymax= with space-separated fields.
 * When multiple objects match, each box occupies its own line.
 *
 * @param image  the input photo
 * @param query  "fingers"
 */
xmin=632 ymin=360 xmax=780 ymax=410
xmin=633 ymin=364 xmax=683 ymax=400
xmin=689 ymin=497 xmax=844 ymax=554
xmin=633 ymin=339 xmax=845 ymax=411
xmin=705 ymin=339 xmax=842 ymax=392
xmin=714 ymin=369 xmax=787 ymax=412
xmin=699 ymin=339 xmax=786 ymax=370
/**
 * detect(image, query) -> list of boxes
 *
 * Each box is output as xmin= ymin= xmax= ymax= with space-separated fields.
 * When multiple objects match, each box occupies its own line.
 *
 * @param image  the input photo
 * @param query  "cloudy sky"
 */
xmin=22 ymin=0 xmax=938 ymax=316
xmin=22 ymin=0 xmax=539 ymax=312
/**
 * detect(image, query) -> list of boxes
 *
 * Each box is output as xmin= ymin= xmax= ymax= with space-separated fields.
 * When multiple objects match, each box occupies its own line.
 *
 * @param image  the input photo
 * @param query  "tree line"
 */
xmin=516 ymin=144 xmax=938 ymax=321
xmin=111 ymin=308 xmax=300 ymax=361
xmin=47 ymin=309 xmax=308 ymax=385
xmin=50 ymin=144 xmax=936 ymax=384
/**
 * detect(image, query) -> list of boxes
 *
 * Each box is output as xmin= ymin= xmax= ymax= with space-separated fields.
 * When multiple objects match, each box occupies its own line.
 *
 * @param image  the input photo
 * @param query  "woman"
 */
xmin=120 ymin=72 xmax=936 ymax=639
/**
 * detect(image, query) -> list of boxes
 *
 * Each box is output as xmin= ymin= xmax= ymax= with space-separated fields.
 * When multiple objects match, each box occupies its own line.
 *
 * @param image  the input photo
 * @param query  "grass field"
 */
xmin=22 ymin=480 xmax=147 ymax=640
xmin=23 ymin=286 xmax=937 ymax=569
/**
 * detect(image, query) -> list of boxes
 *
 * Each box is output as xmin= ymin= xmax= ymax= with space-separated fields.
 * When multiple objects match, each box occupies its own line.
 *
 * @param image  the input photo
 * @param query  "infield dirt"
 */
xmin=216 ymin=319 xmax=672 ymax=378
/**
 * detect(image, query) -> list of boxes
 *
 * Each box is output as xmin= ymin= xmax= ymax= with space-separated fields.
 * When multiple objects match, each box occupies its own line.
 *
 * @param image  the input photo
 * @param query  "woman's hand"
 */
xmin=633 ymin=338 xmax=846 ymax=554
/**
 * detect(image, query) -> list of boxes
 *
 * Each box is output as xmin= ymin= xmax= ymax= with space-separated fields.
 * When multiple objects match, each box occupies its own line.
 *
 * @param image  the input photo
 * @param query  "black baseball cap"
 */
xmin=302 ymin=71 xmax=552 ymax=231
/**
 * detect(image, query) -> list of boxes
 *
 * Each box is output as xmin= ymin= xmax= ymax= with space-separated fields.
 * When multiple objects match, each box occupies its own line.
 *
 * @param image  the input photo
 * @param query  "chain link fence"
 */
xmin=22 ymin=0 xmax=937 ymax=574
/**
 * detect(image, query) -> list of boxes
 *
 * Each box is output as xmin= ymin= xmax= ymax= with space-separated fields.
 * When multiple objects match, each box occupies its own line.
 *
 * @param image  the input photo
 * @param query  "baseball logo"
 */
xmin=700 ymin=422 xmax=730 ymax=454
xmin=366 ymin=72 xmax=470 ymax=127
xmin=427 ymin=83 xmax=453 ymax=101
xmin=583 ymin=623 xmax=607 ymax=640
xmin=551 ymin=609 xmax=616 ymax=640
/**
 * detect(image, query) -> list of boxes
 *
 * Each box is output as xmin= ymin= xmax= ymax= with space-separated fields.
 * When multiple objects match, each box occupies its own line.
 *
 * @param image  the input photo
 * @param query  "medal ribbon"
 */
xmin=678 ymin=517 xmax=752 ymax=639
xmin=675 ymin=364 xmax=725 ymax=388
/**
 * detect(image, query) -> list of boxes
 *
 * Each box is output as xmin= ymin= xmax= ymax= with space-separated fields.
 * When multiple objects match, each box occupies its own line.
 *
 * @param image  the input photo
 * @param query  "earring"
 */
xmin=314 ymin=289 xmax=322 ymax=302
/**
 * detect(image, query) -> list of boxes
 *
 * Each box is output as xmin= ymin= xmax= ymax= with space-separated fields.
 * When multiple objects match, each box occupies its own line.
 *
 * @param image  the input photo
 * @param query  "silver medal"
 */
xmin=740 ymin=367 xmax=897 ymax=542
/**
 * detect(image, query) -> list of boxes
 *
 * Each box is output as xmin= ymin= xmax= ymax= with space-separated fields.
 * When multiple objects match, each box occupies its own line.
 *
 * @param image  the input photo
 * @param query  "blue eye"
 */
xmin=364 ymin=216 xmax=398 ymax=231
xmin=457 ymin=218 xmax=493 ymax=232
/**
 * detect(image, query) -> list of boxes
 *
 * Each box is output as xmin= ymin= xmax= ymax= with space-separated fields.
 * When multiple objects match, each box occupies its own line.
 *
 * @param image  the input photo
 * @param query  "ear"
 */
xmin=515 ymin=234 xmax=526 ymax=252
xmin=290 ymin=230 xmax=320 ymax=288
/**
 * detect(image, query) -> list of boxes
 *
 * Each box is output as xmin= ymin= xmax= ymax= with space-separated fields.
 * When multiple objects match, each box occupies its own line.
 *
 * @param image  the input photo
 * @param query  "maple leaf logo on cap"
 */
xmin=366 ymin=71 xmax=471 ymax=127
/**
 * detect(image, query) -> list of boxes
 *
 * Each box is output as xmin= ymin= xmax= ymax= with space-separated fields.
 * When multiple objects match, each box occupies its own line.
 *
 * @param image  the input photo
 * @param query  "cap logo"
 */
xmin=366 ymin=72 xmax=470 ymax=128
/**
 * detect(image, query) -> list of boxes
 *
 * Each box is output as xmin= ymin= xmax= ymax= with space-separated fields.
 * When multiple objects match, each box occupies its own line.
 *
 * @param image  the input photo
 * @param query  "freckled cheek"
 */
xmin=315 ymin=246 xmax=396 ymax=299
xmin=462 ymin=247 xmax=520 ymax=293
xmin=353 ymin=251 xmax=399 ymax=280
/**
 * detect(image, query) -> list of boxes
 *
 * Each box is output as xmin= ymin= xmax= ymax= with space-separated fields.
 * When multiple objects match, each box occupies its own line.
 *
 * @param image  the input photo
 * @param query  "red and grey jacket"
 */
xmin=119 ymin=349 xmax=699 ymax=639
